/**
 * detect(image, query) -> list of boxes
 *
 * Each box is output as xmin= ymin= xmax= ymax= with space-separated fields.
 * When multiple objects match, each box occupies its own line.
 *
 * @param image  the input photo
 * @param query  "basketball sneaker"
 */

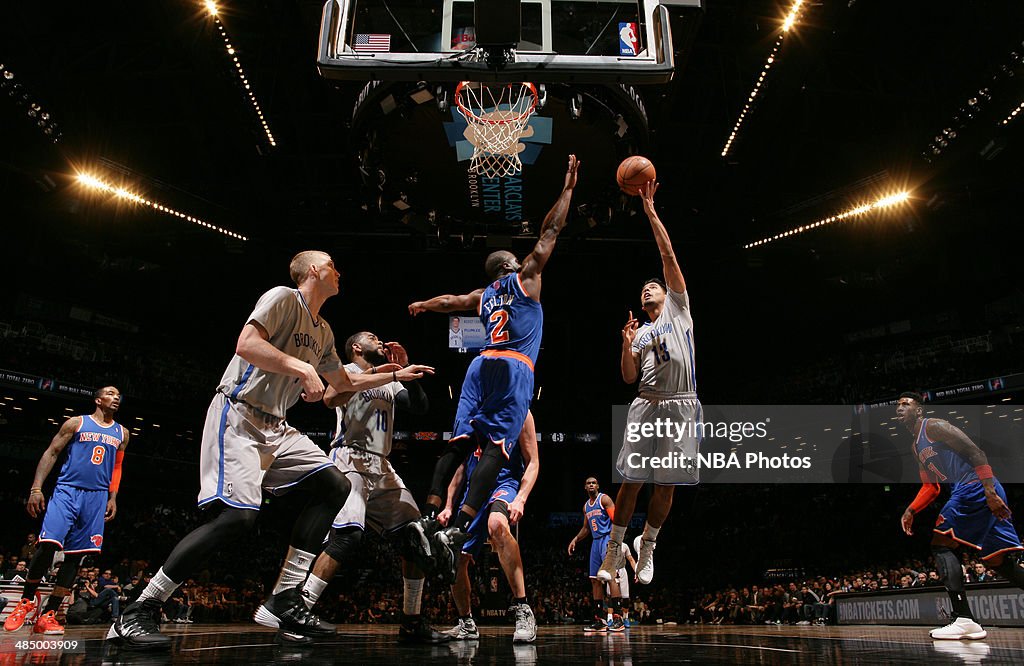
xmin=32 ymin=611 xmax=64 ymax=635
xmin=107 ymin=598 xmax=172 ymax=649
xmin=398 ymin=615 xmax=451 ymax=644
xmin=583 ymin=617 xmax=608 ymax=633
xmin=929 ymin=616 xmax=988 ymax=640
xmin=608 ymin=616 xmax=626 ymax=632
xmin=432 ymin=527 xmax=470 ymax=585
xmin=274 ymin=631 xmax=313 ymax=645
xmin=254 ymin=587 xmax=336 ymax=637
xmin=444 ymin=617 xmax=480 ymax=640
xmin=512 ymin=604 xmax=536 ymax=643
xmin=634 ymin=534 xmax=656 ymax=584
xmin=3 ymin=599 xmax=35 ymax=632
xmin=404 ymin=517 xmax=438 ymax=573
xmin=596 ymin=540 xmax=624 ymax=582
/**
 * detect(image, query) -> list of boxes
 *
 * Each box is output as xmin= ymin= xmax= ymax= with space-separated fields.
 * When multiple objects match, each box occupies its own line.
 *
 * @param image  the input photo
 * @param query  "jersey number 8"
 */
xmin=91 ymin=446 xmax=105 ymax=465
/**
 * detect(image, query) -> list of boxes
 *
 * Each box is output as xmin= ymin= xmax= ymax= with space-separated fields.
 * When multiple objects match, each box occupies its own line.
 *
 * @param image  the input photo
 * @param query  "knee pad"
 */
xmin=324 ymin=526 xmax=363 ymax=563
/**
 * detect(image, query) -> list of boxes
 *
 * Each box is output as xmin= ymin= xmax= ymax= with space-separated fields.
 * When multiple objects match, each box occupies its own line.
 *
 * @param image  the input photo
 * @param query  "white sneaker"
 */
xmin=512 ymin=604 xmax=536 ymax=643
xmin=444 ymin=617 xmax=480 ymax=640
xmin=633 ymin=535 xmax=656 ymax=585
xmin=596 ymin=540 xmax=624 ymax=582
xmin=929 ymin=616 xmax=988 ymax=640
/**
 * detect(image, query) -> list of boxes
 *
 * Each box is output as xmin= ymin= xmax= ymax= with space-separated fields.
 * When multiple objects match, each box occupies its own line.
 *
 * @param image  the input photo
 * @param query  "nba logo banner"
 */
xmin=619 ymin=22 xmax=638 ymax=56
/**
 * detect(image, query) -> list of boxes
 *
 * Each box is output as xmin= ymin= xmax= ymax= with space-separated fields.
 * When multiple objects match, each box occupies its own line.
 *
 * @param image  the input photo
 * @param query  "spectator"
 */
xmin=4 ymin=560 xmax=29 ymax=582
xmin=19 ymin=534 xmax=38 ymax=562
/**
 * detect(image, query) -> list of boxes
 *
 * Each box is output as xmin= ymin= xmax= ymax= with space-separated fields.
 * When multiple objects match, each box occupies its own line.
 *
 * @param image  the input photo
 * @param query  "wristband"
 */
xmin=393 ymin=370 xmax=398 ymax=382
xmin=30 ymin=488 xmax=42 ymax=495
xmin=370 ymin=366 xmax=376 ymax=374
xmin=975 ymin=465 xmax=994 ymax=480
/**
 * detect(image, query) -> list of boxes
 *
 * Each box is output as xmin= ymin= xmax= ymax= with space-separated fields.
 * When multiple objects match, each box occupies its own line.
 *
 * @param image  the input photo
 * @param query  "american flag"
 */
xmin=353 ymin=34 xmax=391 ymax=52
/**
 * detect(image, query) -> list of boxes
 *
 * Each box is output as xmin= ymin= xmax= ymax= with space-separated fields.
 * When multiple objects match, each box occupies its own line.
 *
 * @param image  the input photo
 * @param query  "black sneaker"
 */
xmin=432 ymin=527 xmax=470 ymax=585
xmin=398 ymin=616 xmax=451 ymax=644
xmin=404 ymin=517 xmax=438 ymax=574
xmin=254 ymin=587 xmax=336 ymax=637
xmin=106 ymin=598 xmax=172 ymax=650
xmin=275 ymin=630 xmax=313 ymax=645
xmin=583 ymin=617 xmax=608 ymax=633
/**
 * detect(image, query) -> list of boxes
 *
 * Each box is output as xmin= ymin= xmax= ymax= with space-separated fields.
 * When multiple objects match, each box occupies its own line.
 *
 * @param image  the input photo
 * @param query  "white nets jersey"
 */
xmin=332 ymin=362 xmax=405 ymax=460
xmin=631 ymin=289 xmax=696 ymax=398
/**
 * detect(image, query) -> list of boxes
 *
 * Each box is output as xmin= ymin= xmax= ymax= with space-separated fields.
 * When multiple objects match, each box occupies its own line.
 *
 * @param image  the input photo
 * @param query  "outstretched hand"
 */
xmin=640 ymin=180 xmax=659 ymax=216
xmin=564 ymin=154 xmax=581 ymax=191
xmin=383 ymin=341 xmax=409 ymax=367
xmin=408 ymin=302 xmax=427 ymax=316
xmin=622 ymin=310 xmax=639 ymax=347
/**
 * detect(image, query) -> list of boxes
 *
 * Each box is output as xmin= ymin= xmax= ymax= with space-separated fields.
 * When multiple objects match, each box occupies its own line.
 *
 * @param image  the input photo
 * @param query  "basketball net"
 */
xmin=455 ymin=81 xmax=538 ymax=178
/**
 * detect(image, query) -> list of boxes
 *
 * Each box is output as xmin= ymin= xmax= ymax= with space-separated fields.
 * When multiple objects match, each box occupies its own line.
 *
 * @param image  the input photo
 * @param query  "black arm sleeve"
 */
xmin=395 ymin=383 xmax=429 ymax=415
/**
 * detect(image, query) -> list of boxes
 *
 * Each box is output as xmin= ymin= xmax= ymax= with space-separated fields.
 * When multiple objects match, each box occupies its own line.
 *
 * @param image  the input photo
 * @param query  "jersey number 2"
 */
xmin=489 ymin=310 xmax=510 ymax=344
xmin=91 ymin=446 xmax=105 ymax=465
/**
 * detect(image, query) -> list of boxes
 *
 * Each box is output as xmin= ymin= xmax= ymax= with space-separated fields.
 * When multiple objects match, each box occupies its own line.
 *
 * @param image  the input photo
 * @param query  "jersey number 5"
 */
xmin=489 ymin=310 xmax=510 ymax=344
xmin=91 ymin=446 xmax=105 ymax=465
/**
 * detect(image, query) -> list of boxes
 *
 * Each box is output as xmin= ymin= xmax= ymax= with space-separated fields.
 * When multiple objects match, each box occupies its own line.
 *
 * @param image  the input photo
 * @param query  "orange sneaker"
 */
xmin=3 ymin=599 xmax=36 ymax=631
xmin=33 ymin=610 xmax=64 ymax=635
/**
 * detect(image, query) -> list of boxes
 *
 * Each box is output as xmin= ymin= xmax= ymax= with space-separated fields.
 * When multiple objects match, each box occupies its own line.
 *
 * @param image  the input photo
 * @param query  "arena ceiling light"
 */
xmin=203 ymin=1 xmax=277 ymax=147
xmin=744 ymin=190 xmax=910 ymax=249
xmin=1000 ymin=99 xmax=1024 ymax=126
xmin=0 ymin=63 xmax=62 ymax=143
xmin=721 ymin=0 xmax=806 ymax=158
xmin=75 ymin=171 xmax=248 ymax=241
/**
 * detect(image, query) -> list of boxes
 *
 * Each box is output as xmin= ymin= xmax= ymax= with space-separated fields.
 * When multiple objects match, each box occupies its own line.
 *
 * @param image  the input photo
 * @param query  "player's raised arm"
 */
xmin=639 ymin=181 xmax=686 ymax=294
xmin=27 ymin=416 xmax=81 ymax=518
xmin=409 ymin=288 xmax=485 ymax=316
xmin=520 ymin=155 xmax=580 ymax=299
xmin=324 ymin=364 xmax=435 ymax=398
xmin=927 ymin=419 xmax=1011 ymax=520
xmin=620 ymin=311 xmax=640 ymax=384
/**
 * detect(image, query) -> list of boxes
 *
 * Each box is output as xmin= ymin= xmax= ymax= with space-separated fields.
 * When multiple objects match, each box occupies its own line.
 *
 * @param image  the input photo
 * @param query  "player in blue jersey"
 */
xmin=568 ymin=478 xmax=625 ymax=632
xmin=406 ymin=155 xmax=580 ymax=581
xmin=438 ymin=411 xmax=539 ymax=643
xmin=4 ymin=386 xmax=128 ymax=636
xmin=897 ymin=392 xmax=1024 ymax=640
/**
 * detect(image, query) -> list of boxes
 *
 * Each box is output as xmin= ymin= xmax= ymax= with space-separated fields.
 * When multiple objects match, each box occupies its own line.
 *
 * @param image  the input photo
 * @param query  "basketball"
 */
xmin=616 ymin=156 xmax=656 ymax=195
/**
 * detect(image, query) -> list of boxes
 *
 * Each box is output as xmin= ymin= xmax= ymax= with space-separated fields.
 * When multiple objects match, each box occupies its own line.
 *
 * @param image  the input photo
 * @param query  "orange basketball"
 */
xmin=616 ymin=156 xmax=656 ymax=196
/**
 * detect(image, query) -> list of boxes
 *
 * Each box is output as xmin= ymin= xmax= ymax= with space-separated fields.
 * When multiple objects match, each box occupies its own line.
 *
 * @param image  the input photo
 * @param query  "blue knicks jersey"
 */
xmin=57 ymin=415 xmax=124 ymax=491
xmin=585 ymin=493 xmax=612 ymax=538
xmin=479 ymin=273 xmax=543 ymax=365
xmin=914 ymin=418 xmax=979 ymax=488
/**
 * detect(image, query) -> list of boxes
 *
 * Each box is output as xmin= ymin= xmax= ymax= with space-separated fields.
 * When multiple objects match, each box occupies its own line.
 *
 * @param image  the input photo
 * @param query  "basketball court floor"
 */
xmin=2 ymin=623 xmax=1022 ymax=664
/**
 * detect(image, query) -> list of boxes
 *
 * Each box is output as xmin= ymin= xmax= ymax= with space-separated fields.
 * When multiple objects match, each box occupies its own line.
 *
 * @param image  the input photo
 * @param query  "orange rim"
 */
xmin=455 ymin=81 xmax=538 ymax=125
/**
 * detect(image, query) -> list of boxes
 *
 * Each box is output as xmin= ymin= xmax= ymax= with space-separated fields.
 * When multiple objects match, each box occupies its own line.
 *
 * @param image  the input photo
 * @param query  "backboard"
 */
xmin=318 ymin=0 xmax=704 ymax=83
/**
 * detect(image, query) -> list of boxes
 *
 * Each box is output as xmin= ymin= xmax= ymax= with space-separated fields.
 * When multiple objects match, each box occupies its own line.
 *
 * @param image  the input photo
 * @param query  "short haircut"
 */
xmin=452 ymin=316 xmax=460 ymax=322
xmin=94 ymin=385 xmax=118 ymax=400
xmin=642 ymin=277 xmax=667 ymax=291
xmin=289 ymin=250 xmax=328 ymax=286
xmin=898 ymin=391 xmax=924 ymax=404
xmin=485 ymin=251 xmax=517 ymax=281
xmin=343 ymin=331 xmax=371 ymax=362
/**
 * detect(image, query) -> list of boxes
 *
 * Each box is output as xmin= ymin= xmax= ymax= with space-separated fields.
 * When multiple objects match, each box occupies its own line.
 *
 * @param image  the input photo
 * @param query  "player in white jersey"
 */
xmin=286 ymin=331 xmax=447 ymax=643
xmin=110 ymin=251 xmax=434 ymax=650
xmin=598 ymin=180 xmax=701 ymax=588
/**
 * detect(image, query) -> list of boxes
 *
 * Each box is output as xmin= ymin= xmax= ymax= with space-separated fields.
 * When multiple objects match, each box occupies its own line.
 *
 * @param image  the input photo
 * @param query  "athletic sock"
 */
xmin=301 ymin=573 xmax=329 ymax=608
xmin=272 ymin=546 xmax=316 ymax=595
xmin=610 ymin=525 xmax=626 ymax=544
xmin=137 ymin=568 xmax=180 ymax=604
xmin=643 ymin=523 xmax=661 ymax=541
xmin=403 ymin=577 xmax=424 ymax=615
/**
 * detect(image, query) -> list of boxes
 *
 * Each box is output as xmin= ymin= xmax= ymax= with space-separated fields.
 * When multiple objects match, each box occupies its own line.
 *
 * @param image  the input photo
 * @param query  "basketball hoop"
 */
xmin=455 ymin=81 xmax=538 ymax=178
